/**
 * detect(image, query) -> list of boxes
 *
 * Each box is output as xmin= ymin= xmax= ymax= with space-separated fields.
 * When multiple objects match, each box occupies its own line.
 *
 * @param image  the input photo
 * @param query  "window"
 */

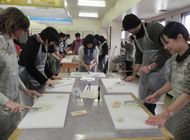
xmin=183 ymin=12 xmax=190 ymax=33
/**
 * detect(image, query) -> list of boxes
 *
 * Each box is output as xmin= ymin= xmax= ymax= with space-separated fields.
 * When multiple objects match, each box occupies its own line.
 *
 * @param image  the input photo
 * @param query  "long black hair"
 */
xmin=39 ymin=27 xmax=59 ymax=44
xmin=83 ymin=34 xmax=96 ymax=54
xmin=160 ymin=21 xmax=189 ymax=43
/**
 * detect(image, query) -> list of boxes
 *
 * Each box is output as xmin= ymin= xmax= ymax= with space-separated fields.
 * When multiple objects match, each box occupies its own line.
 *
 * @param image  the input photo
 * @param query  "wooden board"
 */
xmin=70 ymin=72 xmax=106 ymax=78
xmin=18 ymin=94 xmax=70 ymax=129
xmin=104 ymin=95 xmax=157 ymax=130
xmin=45 ymin=78 xmax=75 ymax=93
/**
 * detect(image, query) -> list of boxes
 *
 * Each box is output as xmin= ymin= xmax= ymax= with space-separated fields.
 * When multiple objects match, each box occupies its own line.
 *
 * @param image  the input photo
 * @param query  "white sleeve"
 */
xmin=78 ymin=46 xmax=84 ymax=62
xmin=94 ymin=47 xmax=99 ymax=64
xmin=0 ymin=92 xmax=9 ymax=105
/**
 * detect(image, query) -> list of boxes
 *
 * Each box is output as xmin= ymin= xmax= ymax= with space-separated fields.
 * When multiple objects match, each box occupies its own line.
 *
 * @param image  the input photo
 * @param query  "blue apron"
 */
xmin=79 ymin=48 xmax=95 ymax=72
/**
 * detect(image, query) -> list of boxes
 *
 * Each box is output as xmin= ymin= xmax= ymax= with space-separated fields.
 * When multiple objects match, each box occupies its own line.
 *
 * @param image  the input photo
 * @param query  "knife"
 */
xmin=3 ymin=106 xmax=42 ymax=112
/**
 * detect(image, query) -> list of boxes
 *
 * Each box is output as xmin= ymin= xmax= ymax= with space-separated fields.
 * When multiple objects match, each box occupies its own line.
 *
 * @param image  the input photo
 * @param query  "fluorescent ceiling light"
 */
xmin=79 ymin=12 xmax=98 ymax=17
xmin=78 ymin=0 xmax=105 ymax=7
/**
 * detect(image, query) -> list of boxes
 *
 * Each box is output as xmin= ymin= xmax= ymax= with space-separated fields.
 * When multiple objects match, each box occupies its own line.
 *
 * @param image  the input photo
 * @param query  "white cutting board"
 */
xmin=104 ymin=95 xmax=157 ymax=130
xmin=18 ymin=94 xmax=70 ymax=129
xmin=102 ymin=78 xmax=138 ymax=95
xmin=60 ymin=55 xmax=74 ymax=63
xmin=102 ymin=78 xmax=165 ymax=104
xmin=80 ymin=85 xmax=98 ymax=99
xmin=70 ymin=72 xmax=106 ymax=78
xmin=45 ymin=78 xmax=75 ymax=93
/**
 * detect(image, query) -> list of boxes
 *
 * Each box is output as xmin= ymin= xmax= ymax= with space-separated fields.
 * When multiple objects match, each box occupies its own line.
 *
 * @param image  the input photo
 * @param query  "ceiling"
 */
xmin=0 ymin=0 xmax=64 ymax=8
xmin=66 ymin=0 xmax=117 ymax=19
xmin=1 ymin=0 xmax=190 ymax=26
xmin=115 ymin=0 xmax=190 ymax=22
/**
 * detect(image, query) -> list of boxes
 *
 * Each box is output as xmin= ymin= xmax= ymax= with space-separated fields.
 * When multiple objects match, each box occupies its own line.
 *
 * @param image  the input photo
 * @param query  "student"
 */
xmin=46 ymin=44 xmax=62 ymax=76
xmin=0 ymin=7 xmax=39 ymax=140
xmin=78 ymin=34 xmax=99 ymax=72
xmin=146 ymin=22 xmax=190 ymax=140
xmin=19 ymin=27 xmax=60 ymax=93
xmin=123 ymin=35 xmax=135 ymax=77
xmin=71 ymin=32 xmax=82 ymax=55
xmin=122 ymin=14 xmax=171 ymax=114
xmin=98 ymin=35 xmax=108 ymax=73
xmin=58 ymin=32 xmax=67 ymax=56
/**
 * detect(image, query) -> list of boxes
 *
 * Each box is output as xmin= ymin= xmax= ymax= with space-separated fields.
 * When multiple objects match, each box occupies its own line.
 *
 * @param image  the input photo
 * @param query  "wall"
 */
xmin=108 ymin=21 xmax=122 ymax=71
xmin=29 ymin=18 xmax=101 ymax=40
xmin=101 ymin=0 xmax=140 ymax=27
xmin=146 ymin=5 xmax=190 ymax=23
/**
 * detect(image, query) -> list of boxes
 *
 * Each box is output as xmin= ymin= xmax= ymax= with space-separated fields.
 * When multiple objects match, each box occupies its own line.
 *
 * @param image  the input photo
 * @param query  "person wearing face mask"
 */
xmin=19 ymin=27 xmax=61 ymax=95
xmin=78 ymin=34 xmax=99 ymax=72
xmin=71 ymin=32 xmax=83 ymax=55
xmin=98 ymin=35 xmax=108 ymax=73
xmin=122 ymin=14 xmax=171 ymax=115
xmin=146 ymin=22 xmax=190 ymax=140
xmin=0 ymin=7 xmax=40 ymax=140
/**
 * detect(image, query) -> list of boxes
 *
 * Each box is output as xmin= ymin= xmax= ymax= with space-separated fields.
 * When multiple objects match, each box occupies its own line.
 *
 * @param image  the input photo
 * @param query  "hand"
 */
xmin=85 ymin=65 xmax=91 ymax=71
xmin=124 ymin=75 xmax=135 ymax=82
xmin=5 ymin=100 xmax=31 ymax=112
xmin=57 ymin=57 xmax=62 ymax=61
xmin=145 ymin=94 xmax=159 ymax=103
xmin=23 ymin=88 xmax=42 ymax=97
xmin=46 ymin=79 xmax=55 ymax=87
xmin=89 ymin=64 xmax=93 ymax=71
xmin=145 ymin=111 xmax=169 ymax=128
xmin=139 ymin=66 xmax=150 ymax=74
xmin=52 ymin=75 xmax=62 ymax=80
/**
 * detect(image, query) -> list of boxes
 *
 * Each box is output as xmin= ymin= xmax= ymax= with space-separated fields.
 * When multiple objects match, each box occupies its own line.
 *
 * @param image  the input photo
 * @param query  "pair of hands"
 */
xmin=85 ymin=64 xmax=93 ymax=71
xmin=5 ymin=100 xmax=31 ymax=112
xmin=124 ymin=73 xmax=166 ymax=127
xmin=124 ymin=65 xmax=151 ymax=81
xmin=5 ymin=89 xmax=42 ymax=112
xmin=46 ymin=75 xmax=63 ymax=86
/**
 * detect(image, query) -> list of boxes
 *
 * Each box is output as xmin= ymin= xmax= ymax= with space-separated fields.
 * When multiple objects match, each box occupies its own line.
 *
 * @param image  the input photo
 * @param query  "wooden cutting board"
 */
xmin=18 ymin=94 xmax=70 ymax=129
xmin=104 ymin=95 xmax=157 ymax=130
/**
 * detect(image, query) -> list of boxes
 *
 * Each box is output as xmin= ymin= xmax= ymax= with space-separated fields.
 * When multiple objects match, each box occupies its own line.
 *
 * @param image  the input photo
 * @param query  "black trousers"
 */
xmin=125 ymin=60 xmax=133 ymax=76
xmin=143 ymin=103 xmax=156 ymax=115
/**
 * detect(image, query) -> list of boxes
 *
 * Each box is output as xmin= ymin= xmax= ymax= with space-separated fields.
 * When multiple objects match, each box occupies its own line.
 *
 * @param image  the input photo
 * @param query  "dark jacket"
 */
xmin=19 ymin=35 xmax=54 ymax=85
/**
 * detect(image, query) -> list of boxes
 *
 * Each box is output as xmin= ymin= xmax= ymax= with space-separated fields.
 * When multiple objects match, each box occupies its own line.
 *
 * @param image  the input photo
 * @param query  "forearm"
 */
xmin=148 ymin=62 xmax=158 ymax=71
xmin=153 ymin=81 xmax=172 ymax=97
xmin=91 ymin=61 xmax=97 ymax=67
xmin=51 ymin=53 xmax=61 ymax=61
xmin=168 ymin=93 xmax=190 ymax=114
